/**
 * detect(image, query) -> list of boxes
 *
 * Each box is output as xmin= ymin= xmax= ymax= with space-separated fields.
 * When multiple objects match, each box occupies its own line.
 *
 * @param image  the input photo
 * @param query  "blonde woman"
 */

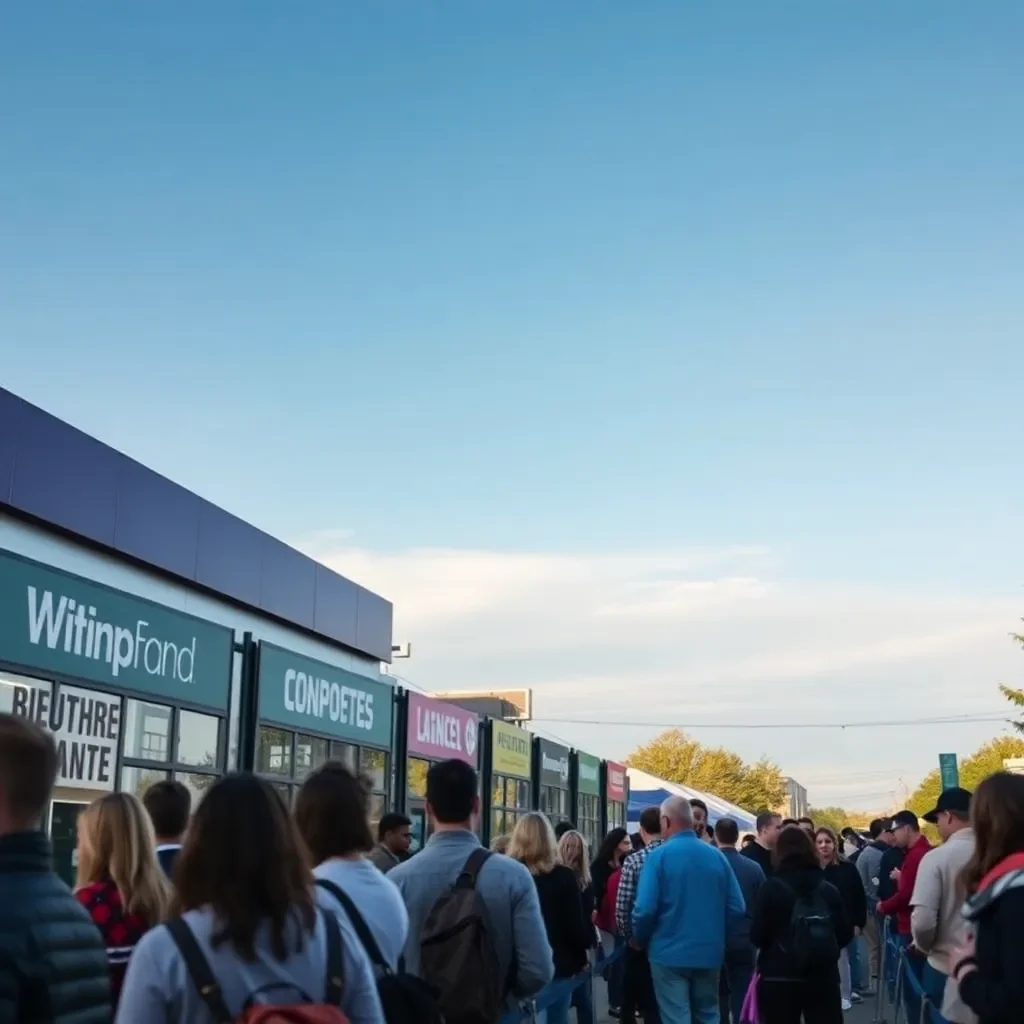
xmin=557 ymin=829 xmax=597 ymax=1024
xmin=489 ymin=833 xmax=510 ymax=854
xmin=75 ymin=792 xmax=172 ymax=1004
xmin=509 ymin=814 xmax=590 ymax=1024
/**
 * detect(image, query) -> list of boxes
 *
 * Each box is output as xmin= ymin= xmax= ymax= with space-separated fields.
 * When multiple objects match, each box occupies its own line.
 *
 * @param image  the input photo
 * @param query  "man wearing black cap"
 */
xmin=875 ymin=819 xmax=904 ymax=904
xmin=911 ymin=788 xmax=975 ymax=1022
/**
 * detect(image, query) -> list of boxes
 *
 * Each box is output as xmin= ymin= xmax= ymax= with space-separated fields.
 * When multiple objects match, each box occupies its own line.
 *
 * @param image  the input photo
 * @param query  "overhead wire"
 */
xmin=529 ymin=713 xmax=1009 ymax=731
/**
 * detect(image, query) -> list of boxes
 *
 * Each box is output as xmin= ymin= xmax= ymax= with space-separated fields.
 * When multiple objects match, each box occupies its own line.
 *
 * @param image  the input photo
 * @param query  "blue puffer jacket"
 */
xmin=0 ymin=831 xmax=111 ymax=1023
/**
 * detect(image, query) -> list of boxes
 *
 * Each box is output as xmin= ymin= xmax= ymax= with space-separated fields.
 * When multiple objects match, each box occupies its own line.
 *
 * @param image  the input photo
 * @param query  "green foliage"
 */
xmin=807 ymin=806 xmax=850 ymax=834
xmin=626 ymin=729 xmax=787 ymax=812
xmin=1002 ymin=623 xmax=1024 ymax=734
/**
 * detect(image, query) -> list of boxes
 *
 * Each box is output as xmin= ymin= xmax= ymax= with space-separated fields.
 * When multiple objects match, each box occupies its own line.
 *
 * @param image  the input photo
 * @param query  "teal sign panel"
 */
xmin=939 ymin=752 xmax=960 ymax=790
xmin=257 ymin=642 xmax=394 ymax=747
xmin=0 ymin=550 xmax=233 ymax=709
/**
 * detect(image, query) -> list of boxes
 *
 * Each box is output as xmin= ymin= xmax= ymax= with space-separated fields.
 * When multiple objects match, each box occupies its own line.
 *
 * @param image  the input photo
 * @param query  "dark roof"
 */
xmin=0 ymin=388 xmax=392 ymax=662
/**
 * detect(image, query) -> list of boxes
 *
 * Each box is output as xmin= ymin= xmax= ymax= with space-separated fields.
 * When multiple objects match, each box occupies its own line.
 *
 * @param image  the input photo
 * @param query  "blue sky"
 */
xmin=3 ymin=3 xmax=1023 ymax=806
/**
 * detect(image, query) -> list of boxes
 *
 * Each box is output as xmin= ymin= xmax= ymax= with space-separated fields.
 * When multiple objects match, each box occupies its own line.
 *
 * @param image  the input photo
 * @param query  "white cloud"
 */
xmin=301 ymin=539 xmax=1022 ymax=809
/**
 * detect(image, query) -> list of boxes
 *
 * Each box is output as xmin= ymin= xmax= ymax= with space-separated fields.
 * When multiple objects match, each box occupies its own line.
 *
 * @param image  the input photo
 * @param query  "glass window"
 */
xmin=505 ymin=778 xmax=518 ymax=804
xmin=123 ymin=699 xmax=172 ymax=762
xmin=257 ymin=726 xmax=292 ymax=776
xmin=330 ymin=742 xmax=358 ymax=771
xmin=121 ymin=765 xmax=169 ymax=799
xmin=295 ymin=735 xmax=330 ymax=780
xmin=173 ymin=770 xmax=218 ymax=810
xmin=361 ymin=748 xmax=387 ymax=792
xmin=176 ymin=710 xmax=220 ymax=769
xmin=491 ymin=809 xmax=505 ymax=838
xmin=271 ymin=783 xmax=292 ymax=806
xmin=369 ymin=793 xmax=385 ymax=831
xmin=406 ymin=758 xmax=429 ymax=799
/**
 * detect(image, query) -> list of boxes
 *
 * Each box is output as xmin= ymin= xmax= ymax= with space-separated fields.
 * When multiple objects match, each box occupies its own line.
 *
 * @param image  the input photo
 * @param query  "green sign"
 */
xmin=939 ymin=752 xmax=960 ymax=790
xmin=577 ymin=751 xmax=601 ymax=796
xmin=258 ymin=642 xmax=394 ymax=747
xmin=0 ymin=550 xmax=233 ymax=709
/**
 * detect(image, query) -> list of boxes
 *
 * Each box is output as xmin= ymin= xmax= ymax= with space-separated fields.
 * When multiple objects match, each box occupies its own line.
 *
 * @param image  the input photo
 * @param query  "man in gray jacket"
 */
xmin=388 ymin=759 xmax=553 ymax=1017
xmin=857 ymin=817 xmax=895 ymax=989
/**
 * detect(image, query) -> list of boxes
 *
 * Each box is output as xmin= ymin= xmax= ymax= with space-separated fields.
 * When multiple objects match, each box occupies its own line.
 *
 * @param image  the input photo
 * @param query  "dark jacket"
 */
xmin=750 ymin=863 xmax=853 ymax=982
xmin=533 ymin=864 xmax=591 ymax=978
xmin=155 ymin=845 xmax=181 ymax=879
xmin=741 ymin=840 xmax=774 ymax=878
xmin=958 ymin=857 xmax=1024 ymax=1024
xmin=877 ymin=845 xmax=905 ymax=903
xmin=823 ymin=860 xmax=868 ymax=932
xmin=0 ymin=831 xmax=111 ymax=1023
xmin=722 ymin=847 xmax=765 ymax=963
xmin=579 ymin=881 xmax=598 ymax=948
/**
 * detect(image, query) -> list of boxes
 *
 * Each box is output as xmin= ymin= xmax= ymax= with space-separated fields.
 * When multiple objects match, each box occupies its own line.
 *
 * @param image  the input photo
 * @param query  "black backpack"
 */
xmin=315 ymin=878 xmax=442 ymax=1024
xmin=779 ymin=878 xmax=839 ymax=973
xmin=419 ymin=848 xmax=503 ymax=1024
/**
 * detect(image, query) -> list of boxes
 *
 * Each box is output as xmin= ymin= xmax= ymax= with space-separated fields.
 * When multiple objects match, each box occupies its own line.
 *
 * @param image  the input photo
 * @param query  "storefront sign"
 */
xmin=0 ymin=551 xmax=233 ymax=709
xmin=257 ymin=642 xmax=393 ymax=748
xmin=606 ymin=761 xmax=627 ymax=803
xmin=3 ymin=676 xmax=120 ymax=791
xmin=577 ymin=751 xmax=601 ymax=796
xmin=491 ymin=720 xmax=532 ymax=779
xmin=538 ymin=738 xmax=570 ymax=788
xmin=407 ymin=692 xmax=479 ymax=765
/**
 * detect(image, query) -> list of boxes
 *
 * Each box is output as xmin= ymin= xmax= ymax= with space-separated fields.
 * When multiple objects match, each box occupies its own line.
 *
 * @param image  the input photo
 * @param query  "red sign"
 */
xmin=606 ymin=761 xmax=627 ymax=803
xmin=406 ymin=692 xmax=479 ymax=765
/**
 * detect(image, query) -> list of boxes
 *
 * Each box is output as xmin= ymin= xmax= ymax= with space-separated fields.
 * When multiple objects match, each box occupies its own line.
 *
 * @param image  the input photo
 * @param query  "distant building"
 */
xmin=778 ymin=777 xmax=808 ymax=819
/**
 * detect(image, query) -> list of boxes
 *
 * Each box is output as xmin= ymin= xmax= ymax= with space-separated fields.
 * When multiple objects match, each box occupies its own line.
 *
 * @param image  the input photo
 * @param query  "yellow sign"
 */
xmin=491 ymin=720 xmax=532 ymax=779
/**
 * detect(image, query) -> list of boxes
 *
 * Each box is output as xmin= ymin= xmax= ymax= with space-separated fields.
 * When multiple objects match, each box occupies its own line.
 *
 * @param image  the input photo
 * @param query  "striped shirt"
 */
xmin=615 ymin=838 xmax=664 ymax=938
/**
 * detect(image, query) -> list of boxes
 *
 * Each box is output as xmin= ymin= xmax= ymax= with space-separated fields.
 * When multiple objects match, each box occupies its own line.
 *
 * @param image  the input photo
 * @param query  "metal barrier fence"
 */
xmin=499 ymin=946 xmax=625 ymax=1024
xmin=873 ymin=917 xmax=951 ymax=1024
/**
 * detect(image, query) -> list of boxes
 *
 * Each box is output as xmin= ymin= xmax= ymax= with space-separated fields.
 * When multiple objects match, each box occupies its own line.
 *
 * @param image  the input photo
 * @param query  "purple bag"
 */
xmin=739 ymin=971 xmax=762 ymax=1024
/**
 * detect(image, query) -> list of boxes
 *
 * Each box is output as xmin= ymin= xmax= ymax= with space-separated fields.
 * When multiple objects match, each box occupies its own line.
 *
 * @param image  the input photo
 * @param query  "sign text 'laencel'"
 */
xmin=257 ymin=642 xmax=393 ymax=748
xmin=0 ymin=551 xmax=233 ymax=708
xmin=2 ymin=677 xmax=120 ymax=791
xmin=407 ymin=692 xmax=479 ymax=764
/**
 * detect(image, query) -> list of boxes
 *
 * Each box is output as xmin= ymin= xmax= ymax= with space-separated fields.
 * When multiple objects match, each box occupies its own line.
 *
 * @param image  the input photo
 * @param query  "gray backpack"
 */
xmin=419 ymin=848 xmax=503 ymax=1024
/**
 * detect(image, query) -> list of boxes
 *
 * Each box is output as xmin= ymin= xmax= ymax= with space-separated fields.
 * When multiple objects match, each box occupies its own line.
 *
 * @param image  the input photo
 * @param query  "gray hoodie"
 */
xmin=857 ymin=841 xmax=888 ymax=907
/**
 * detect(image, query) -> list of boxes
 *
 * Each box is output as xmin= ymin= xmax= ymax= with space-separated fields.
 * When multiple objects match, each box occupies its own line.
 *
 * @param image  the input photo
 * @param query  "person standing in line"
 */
xmin=690 ymin=799 xmax=714 ymax=844
xmin=370 ymin=812 xmax=413 ymax=874
xmin=558 ymin=829 xmax=598 ymax=1024
xmin=751 ymin=826 xmax=852 ymax=1024
xmin=142 ymin=780 xmax=191 ymax=880
xmin=911 ymin=787 xmax=976 ymax=1024
xmin=949 ymin=772 xmax=1024 ymax=1024
xmin=876 ymin=820 xmax=905 ymax=904
xmin=742 ymin=811 xmax=781 ymax=878
xmin=0 ymin=714 xmax=110 ymax=1023
xmin=815 ymin=827 xmax=867 ymax=1011
xmin=856 ymin=817 xmax=895 ymax=990
xmin=797 ymin=818 xmax=816 ymax=838
xmin=295 ymin=762 xmax=410 ymax=971
xmin=715 ymin=817 xmax=764 ymax=1024
xmin=116 ymin=773 xmax=384 ymax=1023
xmin=615 ymin=807 xmax=664 ymax=1024
xmin=75 ymin=792 xmax=173 ymax=1006
xmin=592 ymin=826 xmax=631 ymax=1017
xmin=555 ymin=820 xmax=578 ymax=841
xmin=632 ymin=796 xmax=745 ymax=1024
xmin=508 ymin=815 xmax=590 ymax=1024
xmin=387 ymin=759 xmax=553 ymax=1019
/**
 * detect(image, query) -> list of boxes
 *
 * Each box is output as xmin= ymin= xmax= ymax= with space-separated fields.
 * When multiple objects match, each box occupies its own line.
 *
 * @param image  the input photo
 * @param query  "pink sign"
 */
xmin=407 ymin=692 xmax=480 ymax=765
xmin=606 ymin=761 xmax=627 ymax=803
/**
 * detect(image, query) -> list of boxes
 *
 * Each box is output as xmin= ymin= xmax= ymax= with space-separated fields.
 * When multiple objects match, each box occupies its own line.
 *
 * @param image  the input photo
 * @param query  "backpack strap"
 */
xmin=165 ymin=918 xmax=234 ymax=1024
xmin=322 ymin=907 xmax=345 ymax=1007
xmin=456 ymin=847 xmax=491 ymax=889
xmin=316 ymin=878 xmax=389 ymax=974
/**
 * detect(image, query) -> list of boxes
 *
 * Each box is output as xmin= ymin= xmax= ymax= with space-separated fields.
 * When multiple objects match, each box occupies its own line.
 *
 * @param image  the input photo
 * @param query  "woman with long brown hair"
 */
xmin=75 ymin=792 xmax=172 ymax=1004
xmin=114 ymin=773 xmax=384 ymax=1023
xmin=815 ymin=826 xmax=867 ymax=1011
xmin=950 ymin=772 xmax=1024 ymax=1023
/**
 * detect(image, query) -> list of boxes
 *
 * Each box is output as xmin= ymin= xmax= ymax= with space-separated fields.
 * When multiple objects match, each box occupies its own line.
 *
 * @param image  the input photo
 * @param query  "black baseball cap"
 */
xmin=923 ymin=787 xmax=972 ymax=824
xmin=890 ymin=810 xmax=920 ymax=830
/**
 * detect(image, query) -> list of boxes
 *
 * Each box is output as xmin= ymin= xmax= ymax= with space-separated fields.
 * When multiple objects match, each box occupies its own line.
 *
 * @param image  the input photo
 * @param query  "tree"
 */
xmin=626 ymin=729 xmax=787 ymax=812
xmin=808 ymin=806 xmax=851 ymax=834
xmin=1000 ymin=621 xmax=1024 ymax=734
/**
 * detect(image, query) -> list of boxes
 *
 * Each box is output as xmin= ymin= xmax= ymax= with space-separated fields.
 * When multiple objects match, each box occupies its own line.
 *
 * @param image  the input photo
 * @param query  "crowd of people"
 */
xmin=2 ymin=709 xmax=1023 ymax=1024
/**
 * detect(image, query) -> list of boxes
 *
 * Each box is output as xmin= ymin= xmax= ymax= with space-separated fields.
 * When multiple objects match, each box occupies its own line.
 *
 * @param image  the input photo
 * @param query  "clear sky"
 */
xmin=3 ymin=2 xmax=1023 ymax=808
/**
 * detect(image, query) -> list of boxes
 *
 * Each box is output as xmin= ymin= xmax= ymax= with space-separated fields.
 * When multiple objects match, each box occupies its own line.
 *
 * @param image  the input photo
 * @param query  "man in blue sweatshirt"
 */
xmin=633 ymin=796 xmax=746 ymax=1024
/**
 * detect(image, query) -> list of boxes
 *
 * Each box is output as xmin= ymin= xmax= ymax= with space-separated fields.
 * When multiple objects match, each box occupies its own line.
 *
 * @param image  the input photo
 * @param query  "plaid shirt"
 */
xmin=615 ymin=838 xmax=664 ymax=938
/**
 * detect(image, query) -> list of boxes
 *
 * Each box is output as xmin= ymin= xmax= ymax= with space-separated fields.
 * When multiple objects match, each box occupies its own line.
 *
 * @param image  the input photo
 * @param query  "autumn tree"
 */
xmin=626 ymin=729 xmax=787 ymax=812
xmin=808 ymin=807 xmax=851 ymax=834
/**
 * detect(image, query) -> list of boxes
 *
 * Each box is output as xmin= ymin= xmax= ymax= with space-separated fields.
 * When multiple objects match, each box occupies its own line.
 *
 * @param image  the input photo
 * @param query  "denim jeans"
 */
xmin=921 ymin=962 xmax=948 ymax=1013
xmin=650 ymin=963 xmax=721 ymax=1024
xmin=571 ymin=972 xmax=595 ymax=1024
xmin=846 ymin=934 xmax=866 ymax=992
xmin=719 ymin=960 xmax=753 ymax=1023
xmin=543 ymin=993 xmax=572 ymax=1024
